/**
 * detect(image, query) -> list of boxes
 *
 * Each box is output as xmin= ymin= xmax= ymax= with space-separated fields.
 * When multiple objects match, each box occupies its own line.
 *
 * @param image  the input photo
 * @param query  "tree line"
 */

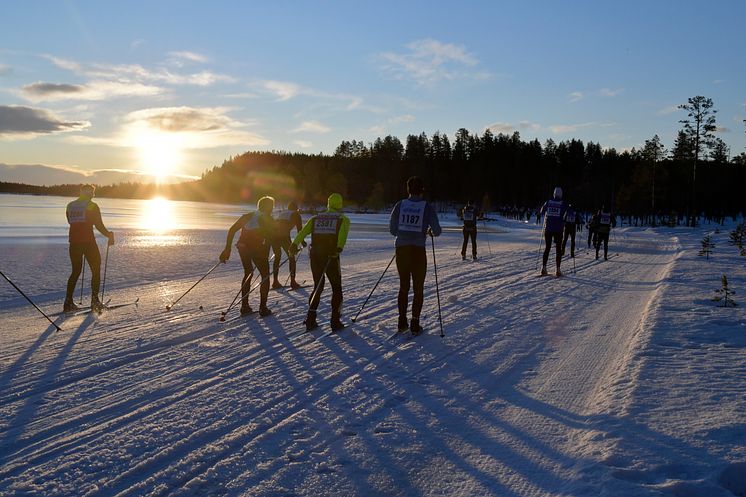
xmin=3 ymin=95 xmax=744 ymax=220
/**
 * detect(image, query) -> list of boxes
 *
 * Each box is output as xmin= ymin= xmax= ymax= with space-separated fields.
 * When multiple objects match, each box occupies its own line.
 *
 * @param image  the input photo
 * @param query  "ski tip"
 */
xmin=165 ymin=305 xmax=172 ymax=311
xmin=219 ymin=316 xmax=226 ymax=322
xmin=351 ymin=318 xmax=356 ymax=323
xmin=199 ymin=305 xmax=204 ymax=310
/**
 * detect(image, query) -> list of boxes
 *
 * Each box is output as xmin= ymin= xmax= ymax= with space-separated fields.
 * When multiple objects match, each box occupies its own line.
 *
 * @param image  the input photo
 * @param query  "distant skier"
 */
xmin=271 ymin=201 xmax=303 ymax=290
xmin=594 ymin=206 xmax=616 ymax=260
xmin=459 ymin=200 xmax=479 ymax=260
xmin=220 ymin=196 xmax=275 ymax=317
xmin=587 ymin=211 xmax=599 ymax=249
xmin=389 ymin=176 xmax=442 ymax=335
xmin=561 ymin=203 xmax=579 ymax=258
xmin=539 ymin=187 xmax=566 ymax=276
xmin=290 ymin=193 xmax=350 ymax=331
xmin=64 ymin=184 xmax=115 ymax=312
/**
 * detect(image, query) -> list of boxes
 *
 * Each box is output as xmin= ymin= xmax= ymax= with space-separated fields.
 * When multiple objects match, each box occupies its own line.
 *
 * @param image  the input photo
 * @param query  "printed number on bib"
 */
xmin=399 ymin=200 xmax=426 ymax=232
xmin=547 ymin=206 xmax=561 ymax=217
xmin=67 ymin=207 xmax=87 ymax=224
xmin=314 ymin=216 xmax=338 ymax=234
xmin=463 ymin=211 xmax=475 ymax=222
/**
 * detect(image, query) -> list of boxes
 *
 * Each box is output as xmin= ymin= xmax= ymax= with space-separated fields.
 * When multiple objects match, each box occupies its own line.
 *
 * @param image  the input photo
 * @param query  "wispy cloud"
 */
xmin=657 ymin=105 xmax=680 ymax=116
xmin=168 ymin=51 xmax=208 ymax=64
xmin=0 ymin=105 xmax=90 ymax=138
xmin=519 ymin=121 xmax=541 ymax=132
xmin=292 ymin=120 xmax=331 ymax=134
xmin=262 ymin=80 xmax=304 ymax=101
xmin=119 ymin=106 xmax=268 ymax=148
xmin=378 ymin=38 xmax=486 ymax=85
xmin=598 ymin=88 xmax=624 ymax=97
xmin=21 ymin=80 xmax=162 ymax=102
xmin=0 ymin=64 xmax=12 ymax=77
xmin=389 ymin=114 xmax=416 ymax=124
xmin=294 ymin=140 xmax=313 ymax=149
xmin=568 ymin=91 xmax=584 ymax=103
xmin=487 ymin=122 xmax=514 ymax=134
xmin=549 ymin=122 xmax=614 ymax=134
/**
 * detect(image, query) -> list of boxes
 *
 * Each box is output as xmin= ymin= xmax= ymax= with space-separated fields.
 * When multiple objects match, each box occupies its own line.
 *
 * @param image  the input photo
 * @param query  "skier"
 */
xmin=594 ymin=206 xmax=616 ymax=260
xmin=389 ymin=176 xmax=442 ymax=335
xmin=219 ymin=196 xmax=275 ymax=317
xmin=587 ymin=211 xmax=599 ymax=249
xmin=458 ymin=200 xmax=479 ymax=260
xmin=290 ymin=193 xmax=350 ymax=331
xmin=271 ymin=201 xmax=303 ymax=289
xmin=561 ymin=203 xmax=579 ymax=258
xmin=539 ymin=187 xmax=566 ymax=276
xmin=64 ymin=184 xmax=115 ymax=312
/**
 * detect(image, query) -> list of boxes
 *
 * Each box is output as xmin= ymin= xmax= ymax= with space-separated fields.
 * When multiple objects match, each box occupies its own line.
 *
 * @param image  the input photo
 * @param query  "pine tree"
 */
xmin=713 ymin=274 xmax=737 ymax=307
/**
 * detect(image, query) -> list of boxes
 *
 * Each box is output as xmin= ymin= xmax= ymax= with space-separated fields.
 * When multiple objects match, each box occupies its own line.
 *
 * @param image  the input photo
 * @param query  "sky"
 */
xmin=1 ymin=0 xmax=745 ymax=185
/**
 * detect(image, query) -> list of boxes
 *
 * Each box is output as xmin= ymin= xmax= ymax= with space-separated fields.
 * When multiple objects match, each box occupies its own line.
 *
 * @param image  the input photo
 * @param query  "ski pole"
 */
xmin=283 ymin=245 xmax=305 ymax=287
xmin=166 ymin=260 xmax=223 ymax=311
xmin=482 ymin=220 xmax=493 ymax=256
xmin=536 ymin=216 xmax=546 ymax=269
xmin=430 ymin=234 xmax=445 ymax=338
xmin=101 ymin=242 xmax=110 ymax=302
xmin=1 ymin=270 xmax=62 ymax=331
xmin=220 ymin=253 xmax=278 ymax=320
xmin=351 ymin=252 xmax=396 ymax=323
xmin=79 ymin=261 xmax=85 ymax=305
xmin=307 ymin=257 xmax=333 ymax=314
xmin=573 ymin=254 xmax=576 ymax=275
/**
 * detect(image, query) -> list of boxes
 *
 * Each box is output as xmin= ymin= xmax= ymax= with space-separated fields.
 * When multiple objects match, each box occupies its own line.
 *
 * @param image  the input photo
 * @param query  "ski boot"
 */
xmin=410 ymin=317 xmax=423 ymax=336
xmin=472 ymin=254 xmax=477 ymax=261
xmin=397 ymin=315 xmax=409 ymax=332
xmin=461 ymin=253 xmax=466 ymax=261
xmin=555 ymin=268 xmax=563 ymax=277
xmin=290 ymin=279 xmax=302 ymax=290
xmin=63 ymin=299 xmax=79 ymax=313
xmin=240 ymin=302 xmax=254 ymax=316
xmin=91 ymin=296 xmax=106 ymax=314
xmin=271 ymin=279 xmax=283 ymax=290
xmin=541 ymin=265 xmax=548 ymax=276
xmin=303 ymin=311 xmax=318 ymax=331
xmin=259 ymin=306 xmax=273 ymax=317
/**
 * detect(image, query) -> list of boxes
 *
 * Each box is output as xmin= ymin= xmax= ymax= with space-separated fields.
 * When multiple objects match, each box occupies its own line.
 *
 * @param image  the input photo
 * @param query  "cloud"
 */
xmin=657 ymin=105 xmax=680 ymax=116
xmin=549 ymin=122 xmax=614 ymax=134
xmin=378 ymin=38 xmax=485 ymax=84
xmin=519 ymin=121 xmax=541 ymax=132
xmin=389 ymin=114 xmax=416 ymax=124
xmin=292 ymin=120 xmax=331 ymax=134
xmin=21 ymin=80 xmax=163 ymax=102
xmin=0 ymin=64 xmax=12 ymax=76
xmin=294 ymin=140 xmax=313 ymax=149
xmin=487 ymin=122 xmax=515 ymax=134
xmin=168 ymin=51 xmax=208 ymax=64
xmin=568 ymin=91 xmax=584 ymax=103
xmin=120 ymin=106 xmax=269 ymax=148
xmin=262 ymin=80 xmax=304 ymax=101
xmin=598 ymin=88 xmax=624 ymax=97
xmin=42 ymin=54 xmax=234 ymax=87
xmin=0 ymin=162 xmax=197 ymax=186
xmin=0 ymin=105 xmax=90 ymax=138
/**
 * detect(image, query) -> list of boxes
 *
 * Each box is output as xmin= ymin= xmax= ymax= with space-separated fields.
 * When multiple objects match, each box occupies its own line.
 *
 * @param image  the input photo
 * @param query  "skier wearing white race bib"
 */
xmin=539 ymin=186 xmax=567 ymax=276
xmin=458 ymin=200 xmax=480 ymax=260
xmin=290 ymin=193 xmax=350 ymax=331
xmin=389 ymin=176 xmax=442 ymax=335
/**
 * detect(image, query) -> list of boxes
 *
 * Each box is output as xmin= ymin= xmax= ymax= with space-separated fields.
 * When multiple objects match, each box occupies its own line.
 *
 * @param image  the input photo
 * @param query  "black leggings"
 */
xmin=238 ymin=244 xmax=270 ymax=307
xmin=309 ymin=250 xmax=343 ymax=318
xmin=66 ymin=242 xmax=101 ymax=301
xmin=461 ymin=228 xmax=477 ymax=257
xmin=271 ymin=237 xmax=296 ymax=278
xmin=562 ymin=227 xmax=576 ymax=256
xmin=542 ymin=231 xmax=563 ymax=267
xmin=396 ymin=245 xmax=427 ymax=319
xmin=595 ymin=232 xmax=610 ymax=257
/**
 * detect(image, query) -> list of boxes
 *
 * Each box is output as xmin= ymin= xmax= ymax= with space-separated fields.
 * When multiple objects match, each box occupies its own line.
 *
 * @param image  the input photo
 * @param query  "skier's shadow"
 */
xmin=0 ymin=314 xmax=95 ymax=468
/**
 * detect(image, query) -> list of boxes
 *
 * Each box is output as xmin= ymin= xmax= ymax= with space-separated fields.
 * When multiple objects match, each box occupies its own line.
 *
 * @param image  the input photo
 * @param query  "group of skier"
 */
xmin=538 ymin=186 xmax=616 ymax=276
xmin=61 ymin=180 xmax=613 ymax=333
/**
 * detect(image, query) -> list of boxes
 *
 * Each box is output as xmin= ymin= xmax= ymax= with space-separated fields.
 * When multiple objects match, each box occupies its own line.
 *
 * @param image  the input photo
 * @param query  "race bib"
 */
xmin=66 ymin=201 xmax=88 ymax=224
xmin=399 ymin=200 xmax=426 ymax=232
xmin=314 ymin=214 xmax=339 ymax=234
xmin=463 ymin=209 xmax=475 ymax=222
xmin=546 ymin=206 xmax=561 ymax=217
xmin=600 ymin=213 xmax=611 ymax=225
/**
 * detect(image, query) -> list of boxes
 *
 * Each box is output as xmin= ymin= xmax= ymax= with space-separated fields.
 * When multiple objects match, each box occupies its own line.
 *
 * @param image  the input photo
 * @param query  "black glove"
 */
xmin=301 ymin=240 xmax=308 ymax=248
xmin=219 ymin=247 xmax=231 ymax=262
xmin=427 ymin=228 xmax=434 ymax=237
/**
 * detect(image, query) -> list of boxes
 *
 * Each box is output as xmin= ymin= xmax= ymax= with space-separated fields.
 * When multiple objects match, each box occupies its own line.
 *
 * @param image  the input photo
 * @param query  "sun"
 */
xmin=134 ymin=130 xmax=185 ymax=180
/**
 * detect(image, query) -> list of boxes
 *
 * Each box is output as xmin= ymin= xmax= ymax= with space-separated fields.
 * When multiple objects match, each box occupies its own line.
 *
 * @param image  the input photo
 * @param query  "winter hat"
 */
xmin=553 ymin=187 xmax=563 ymax=200
xmin=327 ymin=193 xmax=343 ymax=211
xmin=257 ymin=195 xmax=275 ymax=213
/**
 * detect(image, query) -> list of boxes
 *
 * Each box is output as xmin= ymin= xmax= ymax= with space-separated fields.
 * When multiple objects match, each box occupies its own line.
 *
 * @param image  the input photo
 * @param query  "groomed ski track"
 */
xmin=0 ymin=223 xmax=739 ymax=496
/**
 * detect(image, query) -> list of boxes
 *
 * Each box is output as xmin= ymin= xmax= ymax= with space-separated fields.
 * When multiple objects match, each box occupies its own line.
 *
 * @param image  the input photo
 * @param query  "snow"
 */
xmin=1 ymin=210 xmax=745 ymax=497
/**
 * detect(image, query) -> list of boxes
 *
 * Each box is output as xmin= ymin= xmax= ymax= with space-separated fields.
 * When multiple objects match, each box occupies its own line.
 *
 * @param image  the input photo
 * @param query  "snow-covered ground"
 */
xmin=1 ymin=213 xmax=745 ymax=497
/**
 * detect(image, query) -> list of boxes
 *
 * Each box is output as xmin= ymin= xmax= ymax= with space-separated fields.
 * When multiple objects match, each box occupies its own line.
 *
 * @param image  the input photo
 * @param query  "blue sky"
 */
xmin=1 ymin=0 xmax=744 ymax=185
